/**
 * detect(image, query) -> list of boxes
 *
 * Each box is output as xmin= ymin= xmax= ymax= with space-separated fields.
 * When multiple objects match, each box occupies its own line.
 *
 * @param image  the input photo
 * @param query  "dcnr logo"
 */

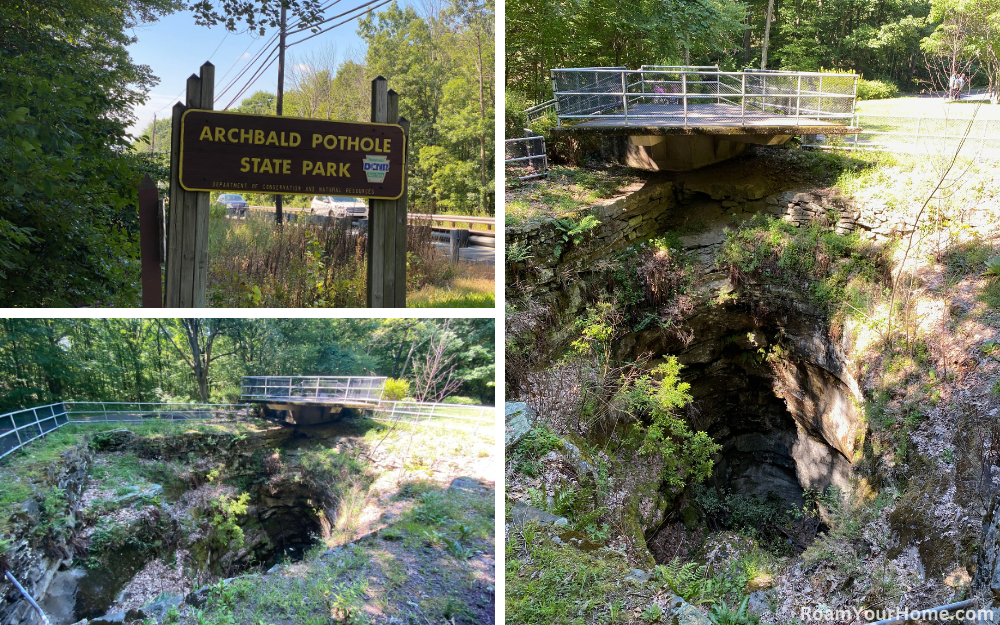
xmin=362 ymin=155 xmax=390 ymax=183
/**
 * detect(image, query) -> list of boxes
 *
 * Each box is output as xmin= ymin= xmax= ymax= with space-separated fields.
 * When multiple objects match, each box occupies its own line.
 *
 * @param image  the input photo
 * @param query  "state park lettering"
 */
xmin=196 ymin=125 xmax=393 ymax=179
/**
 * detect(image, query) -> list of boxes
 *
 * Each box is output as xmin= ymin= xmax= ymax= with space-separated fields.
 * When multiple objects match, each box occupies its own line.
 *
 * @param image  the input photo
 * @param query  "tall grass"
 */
xmin=206 ymin=212 xmax=494 ymax=307
xmin=207 ymin=210 xmax=366 ymax=307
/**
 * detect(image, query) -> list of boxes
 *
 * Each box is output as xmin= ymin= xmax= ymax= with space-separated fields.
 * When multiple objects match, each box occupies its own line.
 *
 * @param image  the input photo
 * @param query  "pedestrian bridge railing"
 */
xmin=368 ymin=400 xmax=495 ymax=435
xmin=550 ymin=66 xmax=858 ymax=127
xmin=505 ymin=134 xmax=549 ymax=180
xmin=241 ymin=376 xmax=387 ymax=403
xmin=0 ymin=397 xmax=496 ymax=461
xmin=803 ymin=113 xmax=1000 ymax=160
xmin=0 ymin=402 xmax=249 ymax=460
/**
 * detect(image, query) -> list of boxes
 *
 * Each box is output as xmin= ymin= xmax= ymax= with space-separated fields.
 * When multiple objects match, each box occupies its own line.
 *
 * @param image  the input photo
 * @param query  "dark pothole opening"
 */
xmin=631 ymin=311 xmax=855 ymax=561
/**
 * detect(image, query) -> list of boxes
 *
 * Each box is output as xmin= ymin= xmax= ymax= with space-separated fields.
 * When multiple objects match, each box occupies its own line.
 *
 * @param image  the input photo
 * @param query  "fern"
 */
xmin=655 ymin=557 xmax=714 ymax=604
xmin=552 ymin=214 xmax=600 ymax=258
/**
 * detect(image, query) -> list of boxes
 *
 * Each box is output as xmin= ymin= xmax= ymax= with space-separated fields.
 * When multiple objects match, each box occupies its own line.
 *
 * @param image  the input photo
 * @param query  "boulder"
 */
xmin=449 ymin=476 xmax=489 ymax=492
xmin=113 ymin=484 xmax=163 ymax=507
xmin=89 ymin=612 xmax=126 ymax=624
xmin=505 ymin=402 xmax=536 ymax=449
xmin=670 ymin=601 xmax=713 ymax=625
xmin=144 ymin=595 xmax=183 ymax=621
xmin=624 ymin=569 xmax=650 ymax=584
xmin=510 ymin=500 xmax=568 ymax=527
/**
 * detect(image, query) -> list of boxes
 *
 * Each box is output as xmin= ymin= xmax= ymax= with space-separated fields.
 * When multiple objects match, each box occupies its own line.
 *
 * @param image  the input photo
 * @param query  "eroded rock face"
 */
xmin=621 ymin=288 xmax=860 ymax=529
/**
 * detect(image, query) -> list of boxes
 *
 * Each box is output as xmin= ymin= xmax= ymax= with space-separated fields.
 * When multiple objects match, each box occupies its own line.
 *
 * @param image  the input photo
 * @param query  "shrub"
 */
xmin=505 ymin=89 xmax=532 ymax=139
xmin=382 ymin=378 xmax=410 ymax=401
xmin=857 ymin=78 xmax=899 ymax=101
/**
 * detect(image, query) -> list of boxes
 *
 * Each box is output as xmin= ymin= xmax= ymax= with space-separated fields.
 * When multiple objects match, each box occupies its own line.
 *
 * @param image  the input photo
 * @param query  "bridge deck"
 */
xmin=556 ymin=103 xmax=859 ymax=135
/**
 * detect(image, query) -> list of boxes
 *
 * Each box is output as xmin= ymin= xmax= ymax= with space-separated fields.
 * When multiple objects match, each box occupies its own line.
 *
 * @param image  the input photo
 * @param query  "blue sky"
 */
xmin=126 ymin=4 xmax=399 ymax=136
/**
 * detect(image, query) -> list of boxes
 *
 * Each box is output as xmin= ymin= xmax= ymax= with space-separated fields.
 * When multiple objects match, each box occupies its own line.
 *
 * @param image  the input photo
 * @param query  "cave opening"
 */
xmin=627 ymin=304 xmax=859 ymax=562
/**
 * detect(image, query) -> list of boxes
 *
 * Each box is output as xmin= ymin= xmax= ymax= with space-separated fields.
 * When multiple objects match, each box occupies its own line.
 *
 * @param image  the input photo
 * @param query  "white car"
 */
xmin=310 ymin=196 xmax=368 ymax=219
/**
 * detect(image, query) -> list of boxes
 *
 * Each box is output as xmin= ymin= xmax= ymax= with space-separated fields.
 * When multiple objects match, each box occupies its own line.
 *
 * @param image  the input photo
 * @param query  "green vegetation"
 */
xmin=505 ymin=165 xmax=640 ymax=225
xmin=187 ymin=485 xmax=493 ymax=625
xmin=0 ymin=318 xmax=495 ymax=410
xmin=718 ymin=216 xmax=893 ymax=323
xmin=0 ymin=0 xmax=173 ymax=306
xmin=620 ymin=358 xmax=720 ymax=488
xmin=856 ymin=78 xmax=900 ymax=101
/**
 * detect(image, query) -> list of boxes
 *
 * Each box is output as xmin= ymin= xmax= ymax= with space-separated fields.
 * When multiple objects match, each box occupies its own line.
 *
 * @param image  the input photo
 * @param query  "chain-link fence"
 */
xmin=505 ymin=134 xmax=549 ymax=180
xmin=803 ymin=113 xmax=1000 ymax=159
xmin=549 ymin=67 xmax=858 ymax=127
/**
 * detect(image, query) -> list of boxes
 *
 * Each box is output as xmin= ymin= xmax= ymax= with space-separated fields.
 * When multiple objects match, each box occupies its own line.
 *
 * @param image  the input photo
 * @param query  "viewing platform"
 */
xmin=241 ymin=376 xmax=386 ymax=425
xmin=548 ymin=66 xmax=861 ymax=170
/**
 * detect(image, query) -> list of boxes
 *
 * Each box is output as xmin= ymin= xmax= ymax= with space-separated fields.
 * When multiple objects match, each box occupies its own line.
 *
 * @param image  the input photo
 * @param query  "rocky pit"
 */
xmin=1 ymin=421 xmax=366 ymax=625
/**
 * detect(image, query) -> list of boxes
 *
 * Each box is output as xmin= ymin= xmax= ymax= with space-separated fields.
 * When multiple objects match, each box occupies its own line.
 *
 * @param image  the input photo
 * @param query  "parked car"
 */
xmin=310 ymin=196 xmax=368 ymax=219
xmin=216 ymin=193 xmax=249 ymax=217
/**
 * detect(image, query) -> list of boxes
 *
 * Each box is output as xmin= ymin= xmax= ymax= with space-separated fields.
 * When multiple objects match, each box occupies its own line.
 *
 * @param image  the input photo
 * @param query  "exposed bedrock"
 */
xmin=622 ymin=293 xmax=861 ymax=516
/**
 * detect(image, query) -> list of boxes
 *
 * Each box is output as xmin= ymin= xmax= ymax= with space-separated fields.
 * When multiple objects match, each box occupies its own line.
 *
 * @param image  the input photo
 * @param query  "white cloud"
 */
xmin=240 ymin=52 xmax=251 ymax=59
xmin=295 ymin=63 xmax=311 ymax=71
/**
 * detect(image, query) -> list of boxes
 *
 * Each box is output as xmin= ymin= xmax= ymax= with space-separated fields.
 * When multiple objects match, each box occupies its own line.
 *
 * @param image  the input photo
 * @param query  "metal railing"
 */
xmin=803 ymin=112 xmax=1000 ymax=160
xmin=368 ymin=401 xmax=495 ymax=435
xmin=550 ymin=66 xmax=858 ymax=127
xmin=505 ymin=133 xmax=549 ymax=180
xmin=0 ymin=402 xmax=249 ymax=461
xmin=241 ymin=376 xmax=387 ymax=403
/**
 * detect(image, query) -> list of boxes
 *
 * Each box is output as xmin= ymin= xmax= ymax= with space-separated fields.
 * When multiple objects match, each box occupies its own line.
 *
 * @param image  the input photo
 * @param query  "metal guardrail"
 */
xmin=241 ymin=376 xmax=387 ymax=403
xmin=803 ymin=113 xmax=1000 ymax=159
xmin=0 ymin=397 xmax=494 ymax=462
xmin=550 ymin=66 xmax=858 ymax=127
xmin=368 ymin=401 xmax=495 ymax=435
xmin=505 ymin=134 xmax=549 ymax=181
xmin=5 ymin=572 xmax=52 ymax=625
xmin=0 ymin=402 xmax=249 ymax=461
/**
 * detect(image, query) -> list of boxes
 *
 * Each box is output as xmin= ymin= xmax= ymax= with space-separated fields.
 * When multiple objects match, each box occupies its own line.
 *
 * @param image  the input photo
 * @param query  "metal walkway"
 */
xmin=550 ymin=66 xmax=860 ymax=134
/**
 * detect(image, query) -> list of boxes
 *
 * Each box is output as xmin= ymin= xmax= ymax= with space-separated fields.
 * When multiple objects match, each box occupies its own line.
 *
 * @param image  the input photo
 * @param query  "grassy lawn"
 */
xmin=857 ymin=95 xmax=1000 ymax=118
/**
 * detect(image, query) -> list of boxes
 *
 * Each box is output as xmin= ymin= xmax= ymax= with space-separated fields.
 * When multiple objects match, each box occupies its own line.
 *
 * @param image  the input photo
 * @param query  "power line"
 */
xmin=286 ymin=0 xmax=387 ymax=36
xmin=216 ymin=34 xmax=269 ymax=90
xmin=224 ymin=51 xmax=281 ymax=109
xmin=287 ymin=0 xmax=392 ymax=48
xmin=215 ymin=38 xmax=280 ymax=103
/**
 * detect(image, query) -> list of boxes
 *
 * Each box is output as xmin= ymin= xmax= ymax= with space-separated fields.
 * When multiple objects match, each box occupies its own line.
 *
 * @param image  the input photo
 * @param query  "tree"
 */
xmin=0 ymin=0 xmax=175 ymax=306
xmin=158 ymin=319 xmax=235 ymax=402
xmin=411 ymin=320 xmax=466 ymax=402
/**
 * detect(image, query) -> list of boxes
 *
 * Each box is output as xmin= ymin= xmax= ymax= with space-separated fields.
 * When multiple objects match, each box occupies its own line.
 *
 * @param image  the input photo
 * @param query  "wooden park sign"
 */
xmin=178 ymin=111 xmax=406 ymax=200
xmin=155 ymin=61 xmax=410 ymax=308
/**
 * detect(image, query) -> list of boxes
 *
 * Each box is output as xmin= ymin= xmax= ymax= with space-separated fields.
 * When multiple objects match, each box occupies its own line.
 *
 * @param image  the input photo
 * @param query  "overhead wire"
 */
xmin=215 ymin=38 xmax=280 ymax=103
xmin=221 ymin=0 xmax=386 ymax=107
xmin=223 ymin=48 xmax=282 ymax=109
xmin=287 ymin=0 xmax=382 ymax=36
xmin=287 ymin=0 xmax=392 ymax=48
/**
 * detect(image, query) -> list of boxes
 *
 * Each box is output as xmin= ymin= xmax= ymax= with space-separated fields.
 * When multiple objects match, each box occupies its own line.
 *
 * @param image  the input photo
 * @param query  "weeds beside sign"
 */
xmin=179 ymin=110 xmax=406 ymax=200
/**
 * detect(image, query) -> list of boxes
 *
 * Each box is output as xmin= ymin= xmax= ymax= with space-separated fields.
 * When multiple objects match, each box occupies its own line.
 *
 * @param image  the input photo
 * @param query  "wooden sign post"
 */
xmin=367 ymin=76 xmax=410 ymax=308
xmin=165 ymin=61 xmax=214 ymax=307
xmin=164 ymin=65 xmax=409 ymax=308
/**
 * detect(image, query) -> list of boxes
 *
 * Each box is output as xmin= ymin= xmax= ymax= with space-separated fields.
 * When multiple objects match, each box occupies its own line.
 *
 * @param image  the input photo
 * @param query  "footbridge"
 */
xmin=241 ymin=376 xmax=386 ymax=425
xmin=548 ymin=66 xmax=861 ymax=170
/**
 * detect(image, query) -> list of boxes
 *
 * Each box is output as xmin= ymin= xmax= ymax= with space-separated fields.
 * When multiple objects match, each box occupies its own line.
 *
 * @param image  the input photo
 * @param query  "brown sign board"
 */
xmin=179 ymin=110 xmax=406 ymax=200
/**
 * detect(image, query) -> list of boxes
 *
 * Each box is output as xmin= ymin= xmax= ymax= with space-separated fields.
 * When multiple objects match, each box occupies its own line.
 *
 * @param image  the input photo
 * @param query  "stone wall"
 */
xmin=778 ymin=189 xmax=918 ymax=240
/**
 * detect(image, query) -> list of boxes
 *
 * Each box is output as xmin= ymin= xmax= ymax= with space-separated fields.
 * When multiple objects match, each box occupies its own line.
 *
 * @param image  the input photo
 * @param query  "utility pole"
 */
xmin=761 ymin=0 xmax=775 ymax=70
xmin=274 ymin=2 xmax=287 ymax=226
